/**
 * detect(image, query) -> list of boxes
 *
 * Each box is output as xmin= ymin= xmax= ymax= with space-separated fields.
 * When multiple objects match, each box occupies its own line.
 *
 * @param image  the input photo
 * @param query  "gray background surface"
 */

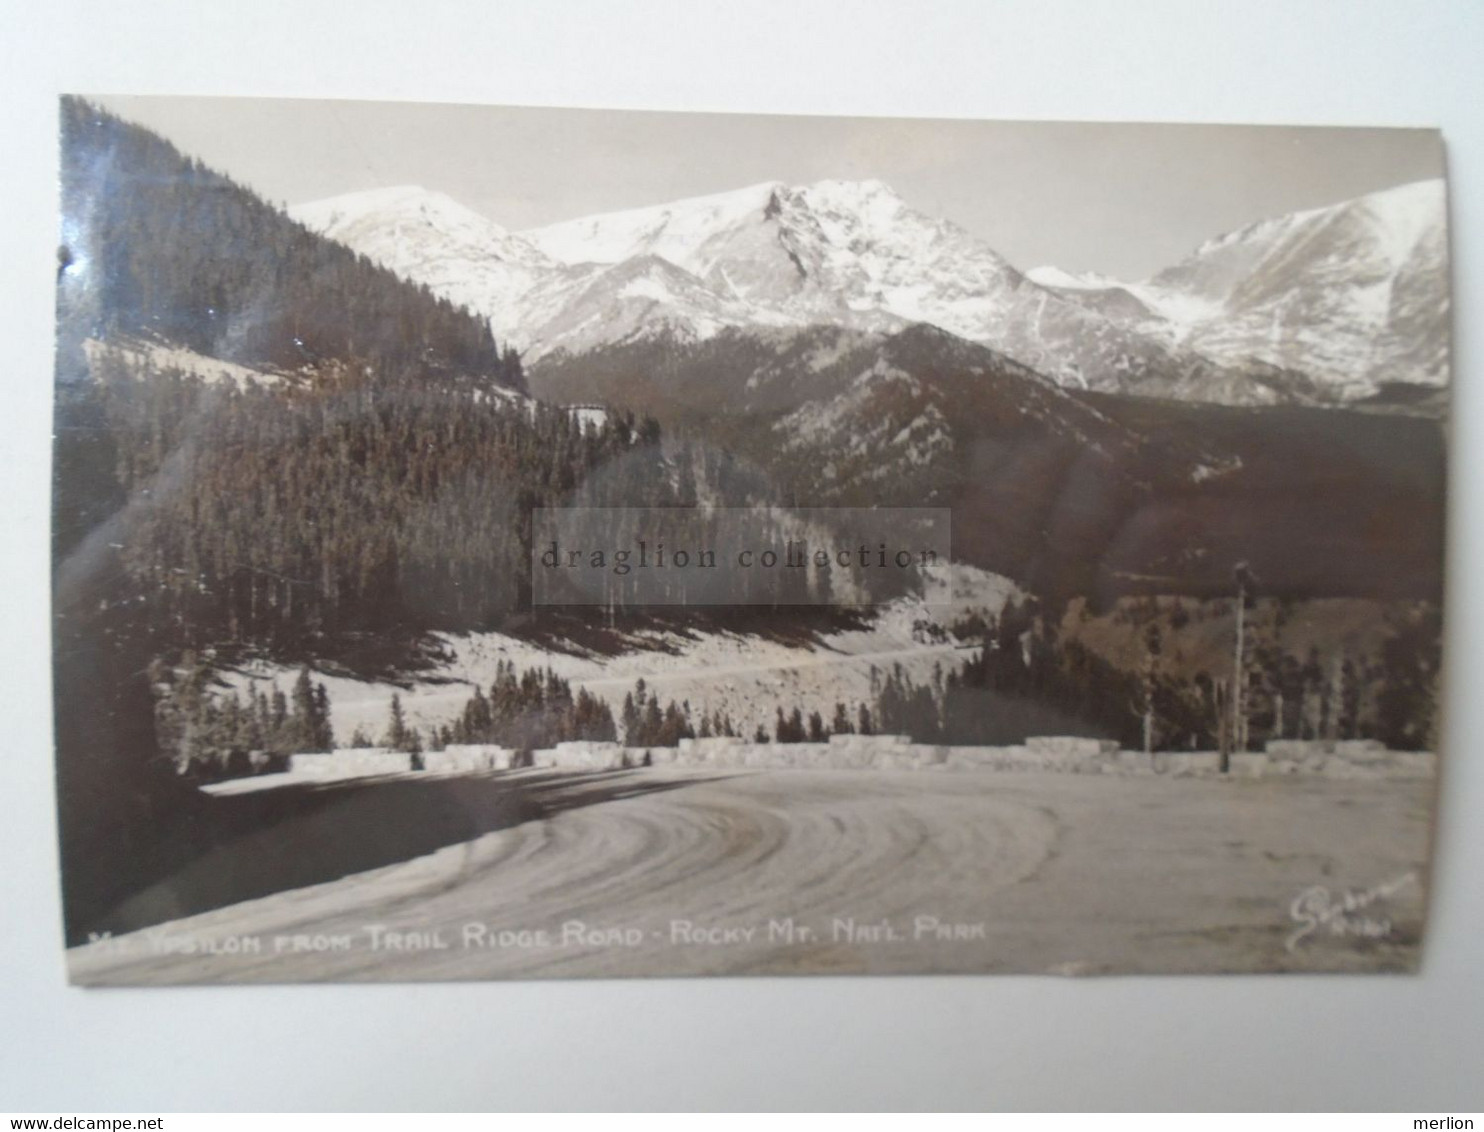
xmin=1 ymin=0 xmax=1480 ymax=1111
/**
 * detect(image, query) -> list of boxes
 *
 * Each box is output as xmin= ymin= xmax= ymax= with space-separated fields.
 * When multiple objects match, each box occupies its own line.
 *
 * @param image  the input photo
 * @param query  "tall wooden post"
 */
xmin=1216 ymin=679 xmax=1230 ymax=773
xmin=1230 ymin=562 xmax=1254 ymax=769
xmin=1232 ymin=581 xmax=1245 ymax=755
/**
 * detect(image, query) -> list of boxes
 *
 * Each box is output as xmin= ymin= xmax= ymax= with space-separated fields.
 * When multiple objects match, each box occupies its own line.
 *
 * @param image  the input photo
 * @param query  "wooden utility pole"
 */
xmin=1142 ymin=622 xmax=1161 ymax=754
xmin=1232 ymin=589 xmax=1245 ymax=754
xmin=1231 ymin=562 xmax=1255 ymax=766
xmin=1216 ymin=679 xmax=1231 ymax=773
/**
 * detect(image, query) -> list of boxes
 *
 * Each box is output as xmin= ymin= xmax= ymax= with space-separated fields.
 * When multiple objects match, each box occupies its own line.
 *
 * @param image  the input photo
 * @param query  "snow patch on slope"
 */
xmin=84 ymin=336 xmax=289 ymax=388
xmin=217 ymin=566 xmax=1019 ymax=746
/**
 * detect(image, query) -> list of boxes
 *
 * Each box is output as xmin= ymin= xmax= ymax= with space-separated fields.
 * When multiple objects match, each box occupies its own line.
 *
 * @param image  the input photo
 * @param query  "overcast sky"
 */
xmin=91 ymin=95 xmax=1443 ymax=280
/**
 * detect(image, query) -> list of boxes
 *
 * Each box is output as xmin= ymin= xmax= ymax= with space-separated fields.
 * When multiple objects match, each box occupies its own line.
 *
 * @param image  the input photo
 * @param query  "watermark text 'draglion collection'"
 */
xmin=531 ymin=507 xmax=951 ymax=607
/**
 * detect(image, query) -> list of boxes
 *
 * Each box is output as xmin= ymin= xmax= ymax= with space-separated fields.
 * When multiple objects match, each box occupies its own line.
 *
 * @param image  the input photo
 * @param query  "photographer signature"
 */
xmin=1286 ymin=872 xmax=1416 ymax=952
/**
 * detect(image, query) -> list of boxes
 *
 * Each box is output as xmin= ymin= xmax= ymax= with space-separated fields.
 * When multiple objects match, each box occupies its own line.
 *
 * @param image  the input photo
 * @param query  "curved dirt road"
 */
xmin=68 ymin=769 xmax=1431 ymax=983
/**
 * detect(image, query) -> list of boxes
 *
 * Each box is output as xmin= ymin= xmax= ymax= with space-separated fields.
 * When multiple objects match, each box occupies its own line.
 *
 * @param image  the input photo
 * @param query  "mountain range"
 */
xmin=1028 ymin=179 xmax=1449 ymax=401
xmin=290 ymin=176 xmax=1449 ymax=407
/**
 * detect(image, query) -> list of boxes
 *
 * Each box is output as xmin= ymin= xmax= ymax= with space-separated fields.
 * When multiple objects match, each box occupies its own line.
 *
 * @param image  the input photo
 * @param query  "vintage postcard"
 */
xmin=53 ymin=97 xmax=1447 ymax=983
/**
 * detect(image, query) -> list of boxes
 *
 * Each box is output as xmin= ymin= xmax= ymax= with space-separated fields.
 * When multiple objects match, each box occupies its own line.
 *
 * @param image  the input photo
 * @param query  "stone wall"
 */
xmin=422 ymin=744 xmax=516 ymax=773
xmin=662 ymin=733 xmax=938 ymax=771
xmin=648 ymin=735 xmax=1435 ymax=779
xmin=287 ymin=749 xmax=413 ymax=778
xmin=1155 ymin=752 xmax=1225 ymax=776
xmin=536 ymin=741 xmax=627 ymax=770
xmin=282 ymin=734 xmax=1436 ymax=783
xmin=1259 ymin=739 xmax=1436 ymax=779
xmin=1026 ymin=736 xmax=1119 ymax=757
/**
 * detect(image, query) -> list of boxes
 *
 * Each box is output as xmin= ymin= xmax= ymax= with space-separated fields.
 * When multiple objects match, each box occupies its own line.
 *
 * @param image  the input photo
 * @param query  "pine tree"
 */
xmin=807 ymin=711 xmax=826 ymax=743
xmin=313 ymin=683 xmax=335 ymax=750
xmin=832 ymin=702 xmax=852 ymax=735
xmin=382 ymin=692 xmax=411 ymax=752
xmin=290 ymin=666 xmax=317 ymax=753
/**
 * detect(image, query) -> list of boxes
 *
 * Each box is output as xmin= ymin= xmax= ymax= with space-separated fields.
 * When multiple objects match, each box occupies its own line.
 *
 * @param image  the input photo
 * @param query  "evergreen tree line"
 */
xmin=150 ymin=655 xmax=334 ymax=779
xmin=86 ymin=351 xmax=668 ymax=647
xmin=59 ymin=97 xmax=524 ymax=391
xmin=42 ymin=97 xmax=922 ymax=935
xmin=544 ymin=433 xmax=926 ymax=610
xmin=1239 ymin=607 xmax=1441 ymax=751
xmin=770 ymin=700 xmax=867 ymax=743
xmin=84 ymin=351 xmax=921 ymax=652
xmin=1091 ymin=596 xmax=1442 ymax=753
xmin=758 ymin=598 xmax=1442 ymax=752
xmin=140 ymin=598 xmax=1446 ymax=788
xmin=620 ymin=678 xmax=717 ymax=748
xmin=411 ymin=661 xmax=619 ymax=754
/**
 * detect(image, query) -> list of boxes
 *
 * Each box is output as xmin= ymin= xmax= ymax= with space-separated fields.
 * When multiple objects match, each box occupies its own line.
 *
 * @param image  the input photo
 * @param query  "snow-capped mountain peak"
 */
xmin=296 ymin=173 xmax=1448 ymax=406
xmin=289 ymin=185 xmax=568 ymax=330
xmin=522 ymin=176 xmax=1020 ymax=315
xmin=293 ymin=183 xmax=477 ymax=225
xmin=1120 ymin=178 xmax=1450 ymax=393
xmin=1171 ymin=178 xmax=1442 ymax=281
xmin=520 ymin=181 xmax=789 ymax=267
xmin=1026 ymin=265 xmax=1121 ymax=291
xmin=523 ymin=253 xmax=776 ymax=358
xmin=292 ymin=185 xmax=545 ymax=266
xmin=519 ymin=177 xmax=924 ymax=265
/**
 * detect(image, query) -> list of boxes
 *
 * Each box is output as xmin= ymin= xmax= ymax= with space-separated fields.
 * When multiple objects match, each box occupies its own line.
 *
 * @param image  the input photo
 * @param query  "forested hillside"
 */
xmin=52 ymin=104 xmax=918 ymax=939
xmin=52 ymin=101 xmax=601 ymax=938
xmin=534 ymin=325 xmax=1447 ymax=604
xmin=83 ymin=347 xmax=670 ymax=649
xmin=58 ymin=97 xmax=524 ymax=391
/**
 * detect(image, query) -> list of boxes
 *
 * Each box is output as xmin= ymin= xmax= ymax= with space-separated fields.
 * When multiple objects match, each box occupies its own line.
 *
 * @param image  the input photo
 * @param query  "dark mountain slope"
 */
xmin=533 ymin=323 xmax=1445 ymax=604
xmin=58 ymin=97 xmax=524 ymax=391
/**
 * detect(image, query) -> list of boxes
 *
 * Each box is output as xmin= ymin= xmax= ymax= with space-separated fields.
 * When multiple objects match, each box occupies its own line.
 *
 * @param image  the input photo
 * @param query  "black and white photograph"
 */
xmin=53 ymin=94 xmax=1450 ymax=985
